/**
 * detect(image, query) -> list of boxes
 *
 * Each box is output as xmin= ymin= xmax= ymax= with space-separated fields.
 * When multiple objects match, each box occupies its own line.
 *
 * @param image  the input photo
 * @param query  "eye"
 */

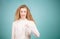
xmin=21 ymin=11 xmax=23 ymax=13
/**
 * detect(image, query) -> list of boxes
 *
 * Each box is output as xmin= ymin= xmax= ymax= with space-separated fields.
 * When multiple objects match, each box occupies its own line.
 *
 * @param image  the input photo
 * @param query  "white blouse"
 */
xmin=11 ymin=19 xmax=40 ymax=39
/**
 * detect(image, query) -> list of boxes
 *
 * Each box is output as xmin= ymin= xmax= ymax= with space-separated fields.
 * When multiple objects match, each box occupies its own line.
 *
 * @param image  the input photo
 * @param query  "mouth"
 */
xmin=21 ymin=15 xmax=25 ymax=17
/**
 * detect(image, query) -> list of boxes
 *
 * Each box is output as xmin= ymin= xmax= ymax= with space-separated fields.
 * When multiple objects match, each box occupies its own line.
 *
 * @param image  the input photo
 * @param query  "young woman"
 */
xmin=11 ymin=5 xmax=40 ymax=39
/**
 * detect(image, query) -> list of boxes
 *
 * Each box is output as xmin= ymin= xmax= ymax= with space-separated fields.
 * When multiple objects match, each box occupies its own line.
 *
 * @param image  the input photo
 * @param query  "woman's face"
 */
xmin=20 ymin=8 xmax=27 ymax=19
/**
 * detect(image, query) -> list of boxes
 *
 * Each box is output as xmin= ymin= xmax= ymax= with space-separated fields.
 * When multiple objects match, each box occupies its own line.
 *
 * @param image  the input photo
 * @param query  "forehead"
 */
xmin=20 ymin=8 xmax=27 ymax=11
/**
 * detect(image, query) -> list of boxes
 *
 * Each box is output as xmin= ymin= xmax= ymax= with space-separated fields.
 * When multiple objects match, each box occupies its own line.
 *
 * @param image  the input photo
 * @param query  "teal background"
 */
xmin=0 ymin=0 xmax=60 ymax=39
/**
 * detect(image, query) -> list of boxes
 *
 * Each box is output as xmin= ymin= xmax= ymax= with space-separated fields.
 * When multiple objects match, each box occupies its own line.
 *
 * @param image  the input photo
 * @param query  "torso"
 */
xmin=13 ymin=19 xmax=33 ymax=39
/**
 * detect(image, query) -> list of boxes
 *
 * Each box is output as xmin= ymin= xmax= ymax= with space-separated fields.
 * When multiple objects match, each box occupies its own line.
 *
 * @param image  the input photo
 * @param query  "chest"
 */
xmin=15 ymin=21 xmax=32 ymax=34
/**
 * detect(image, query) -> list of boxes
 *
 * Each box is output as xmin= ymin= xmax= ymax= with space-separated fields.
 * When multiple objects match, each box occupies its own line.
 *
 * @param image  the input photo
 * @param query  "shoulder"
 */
xmin=12 ymin=20 xmax=19 ymax=25
xmin=27 ymin=20 xmax=35 ymax=25
xmin=29 ymin=20 xmax=35 ymax=24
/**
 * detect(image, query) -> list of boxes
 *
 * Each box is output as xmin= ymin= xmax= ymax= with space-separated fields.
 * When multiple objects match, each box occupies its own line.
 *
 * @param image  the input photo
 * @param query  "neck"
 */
xmin=21 ymin=17 xmax=26 ymax=20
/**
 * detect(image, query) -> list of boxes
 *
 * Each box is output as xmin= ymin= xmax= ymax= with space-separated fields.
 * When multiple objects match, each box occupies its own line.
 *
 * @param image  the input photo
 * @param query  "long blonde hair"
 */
xmin=14 ymin=5 xmax=34 ymax=22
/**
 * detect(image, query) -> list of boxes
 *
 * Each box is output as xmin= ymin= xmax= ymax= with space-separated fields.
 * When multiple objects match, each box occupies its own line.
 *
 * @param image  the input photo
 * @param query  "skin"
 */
xmin=20 ymin=8 xmax=27 ymax=19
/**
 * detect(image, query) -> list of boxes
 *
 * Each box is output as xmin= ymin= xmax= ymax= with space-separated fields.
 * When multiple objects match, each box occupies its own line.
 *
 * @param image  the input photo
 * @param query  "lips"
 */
xmin=22 ymin=15 xmax=25 ymax=16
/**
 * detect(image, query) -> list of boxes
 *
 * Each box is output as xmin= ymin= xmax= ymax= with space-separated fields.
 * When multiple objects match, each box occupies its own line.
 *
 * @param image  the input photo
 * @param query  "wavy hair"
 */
xmin=14 ymin=5 xmax=34 ymax=22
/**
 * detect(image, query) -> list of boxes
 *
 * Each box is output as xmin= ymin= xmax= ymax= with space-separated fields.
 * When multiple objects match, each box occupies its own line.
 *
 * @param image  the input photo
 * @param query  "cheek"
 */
xmin=24 ymin=11 xmax=27 ymax=16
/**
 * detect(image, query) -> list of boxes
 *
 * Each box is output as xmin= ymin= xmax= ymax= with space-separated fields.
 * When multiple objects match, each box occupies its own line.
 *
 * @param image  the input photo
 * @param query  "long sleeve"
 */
xmin=31 ymin=21 xmax=40 ymax=37
xmin=11 ymin=22 xmax=15 ymax=39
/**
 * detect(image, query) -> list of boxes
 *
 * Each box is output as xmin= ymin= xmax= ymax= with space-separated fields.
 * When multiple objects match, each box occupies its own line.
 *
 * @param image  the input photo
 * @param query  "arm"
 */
xmin=31 ymin=21 xmax=40 ymax=37
xmin=11 ymin=22 xmax=15 ymax=39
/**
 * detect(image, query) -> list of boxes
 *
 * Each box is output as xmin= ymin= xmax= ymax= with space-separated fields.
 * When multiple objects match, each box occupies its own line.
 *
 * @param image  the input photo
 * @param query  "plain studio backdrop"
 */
xmin=0 ymin=0 xmax=60 ymax=39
